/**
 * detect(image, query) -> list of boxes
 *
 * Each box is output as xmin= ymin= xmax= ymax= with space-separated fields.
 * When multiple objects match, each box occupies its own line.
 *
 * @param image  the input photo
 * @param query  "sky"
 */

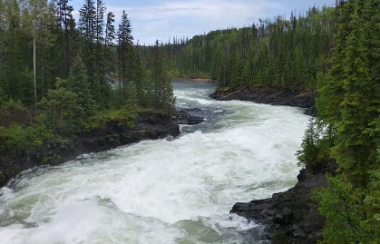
xmin=71 ymin=0 xmax=336 ymax=45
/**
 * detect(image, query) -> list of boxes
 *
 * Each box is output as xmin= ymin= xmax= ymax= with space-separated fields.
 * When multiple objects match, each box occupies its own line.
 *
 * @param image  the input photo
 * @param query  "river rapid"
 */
xmin=0 ymin=81 xmax=310 ymax=244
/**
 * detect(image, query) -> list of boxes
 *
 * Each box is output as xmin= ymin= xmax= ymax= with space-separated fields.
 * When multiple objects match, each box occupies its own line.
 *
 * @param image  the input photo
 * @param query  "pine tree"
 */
xmin=3 ymin=0 xmax=33 ymax=104
xmin=119 ymin=81 xmax=138 ymax=127
xmin=131 ymin=45 xmax=144 ymax=105
xmin=54 ymin=0 xmax=76 ymax=78
xmin=78 ymin=0 xmax=99 ymax=99
xmin=153 ymin=40 xmax=175 ymax=115
xmin=67 ymin=55 xmax=97 ymax=119
xmin=104 ymin=12 xmax=115 ymax=73
xmin=117 ymin=10 xmax=133 ymax=102
xmin=38 ymin=78 xmax=80 ymax=135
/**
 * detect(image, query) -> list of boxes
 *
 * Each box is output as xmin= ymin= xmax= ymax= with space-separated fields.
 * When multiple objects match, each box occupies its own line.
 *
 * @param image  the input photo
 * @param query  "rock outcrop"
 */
xmin=173 ymin=109 xmax=205 ymax=125
xmin=231 ymin=169 xmax=328 ymax=244
xmin=210 ymin=87 xmax=317 ymax=116
xmin=0 ymin=112 xmax=180 ymax=188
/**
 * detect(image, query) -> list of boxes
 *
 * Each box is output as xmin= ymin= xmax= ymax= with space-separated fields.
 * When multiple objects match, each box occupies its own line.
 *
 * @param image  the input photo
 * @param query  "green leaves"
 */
xmin=296 ymin=119 xmax=332 ymax=173
xmin=0 ymin=123 xmax=52 ymax=151
xmin=314 ymin=175 xmax=369 ymax=244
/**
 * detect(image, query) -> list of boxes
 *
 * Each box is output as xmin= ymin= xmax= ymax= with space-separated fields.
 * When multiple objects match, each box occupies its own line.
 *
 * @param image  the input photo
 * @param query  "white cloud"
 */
xmin=76 ymin=0 xmax=283 ymax=45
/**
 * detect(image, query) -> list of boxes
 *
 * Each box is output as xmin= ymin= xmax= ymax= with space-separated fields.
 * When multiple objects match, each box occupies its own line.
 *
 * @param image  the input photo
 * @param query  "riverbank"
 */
xmin=174 ymin=78 xmax=216 ymax=83
xmin=231 ymin=168 xmax=329 ymax=244
xmin=210 ymin=86 xmax=325 ymax=243
xmin=210 ymin=87 xmax=317 ymax=116
xmin=0 ymin=112 xmax=180 ymax=188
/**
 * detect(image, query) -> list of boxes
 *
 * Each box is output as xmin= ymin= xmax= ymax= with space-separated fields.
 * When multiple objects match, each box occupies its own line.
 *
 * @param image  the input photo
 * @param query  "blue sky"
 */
xmin=71 ymin=0 xmax=335 ymax=45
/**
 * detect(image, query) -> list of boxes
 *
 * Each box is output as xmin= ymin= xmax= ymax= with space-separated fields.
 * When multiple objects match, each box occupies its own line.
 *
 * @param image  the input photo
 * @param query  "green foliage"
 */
xmin=38 ymin=78 xmax=80 ymax=135
xmin=0 ymin=0 xmax=175 ymax=155
xmin=152 ymin=40 xmax=176 ymax=115
xmin=67 ymin=55 xmax=98 ymax=121
xmin=296 ymin=119 xmax=333 ymax=173
xmin=314 ymin=175 xmax=369 ymax=244
xmin=362 ymin=167 xmax=380 ymax=241
xmin=118 ymin=81 xmax=139 ymax=127
xmin=307 ymin=1 xmax=380 ymax=243
xmin=0 ymin=123 xmax=53 ymax=151
xmin=0 ymin=86 xmax=5 ymax=107
xmin=0 ymin=99 xmax=26 ymax=116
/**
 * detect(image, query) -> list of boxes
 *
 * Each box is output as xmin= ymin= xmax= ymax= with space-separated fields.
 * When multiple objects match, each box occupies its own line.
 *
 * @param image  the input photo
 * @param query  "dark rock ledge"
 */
xmin=231 ymin=169 xmax=328 ymax=244
xmin=173 ymin=108 xmax=205 ymax=125
xmin=210 ymin=87 xmax=317 ymax=116
xmin=0 ymin=112 xmax=180 ymax=188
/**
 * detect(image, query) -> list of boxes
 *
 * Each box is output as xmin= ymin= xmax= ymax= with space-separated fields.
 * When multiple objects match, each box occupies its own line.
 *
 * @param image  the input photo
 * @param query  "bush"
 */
xmin=0 ymin=99 xmax=27 ymax=117
xmin=0 ymin=123 xmax=53 ymax=151
xmin=314 ymin=175 xmax=370 ymax=244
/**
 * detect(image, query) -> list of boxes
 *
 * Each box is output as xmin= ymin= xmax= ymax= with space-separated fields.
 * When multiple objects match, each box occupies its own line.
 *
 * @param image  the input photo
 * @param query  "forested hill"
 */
xmin=0 ymin=0 xmax=175 ymax=151
xmin=164 ymin=6 xmax=335 ymax=91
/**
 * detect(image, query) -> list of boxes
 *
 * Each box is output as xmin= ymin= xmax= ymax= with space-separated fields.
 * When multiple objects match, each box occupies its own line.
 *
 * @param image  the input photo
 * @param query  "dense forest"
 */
xmin=163 ymin=6 xmax=335 ymax=91
xmin=297 ymin=0 xmax=380 ymax=243
xmin=0 ymin=0 xmax=175 ymax=151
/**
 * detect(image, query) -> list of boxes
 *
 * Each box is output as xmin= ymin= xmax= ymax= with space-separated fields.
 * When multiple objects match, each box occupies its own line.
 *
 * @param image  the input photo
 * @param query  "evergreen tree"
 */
xmin=54 ymin=0 xmax=76 ymax=78
xmin=67 ymin=55 xmax=97 ymax=119
xmin=119 ymin=81 xmax=138 ymax=127
xmin=131 ymin=44 xmax=145 ymax=106
xmin=117 ymin=10 xmax=133 ymax=101
xmin=38 ymin=78 xmax=80 ymax=135
xmin=78 ymin=0 xmax=99 ymax=98
xmin=153 ymin=40 xmax=175 ymax=115
xmin=104 ymin=11 xmax=115 ymax=73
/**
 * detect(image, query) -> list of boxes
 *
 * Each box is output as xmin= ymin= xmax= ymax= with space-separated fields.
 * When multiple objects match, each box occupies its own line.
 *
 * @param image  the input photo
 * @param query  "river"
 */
xmin=0 ymin=81 xmax=310 ymax=244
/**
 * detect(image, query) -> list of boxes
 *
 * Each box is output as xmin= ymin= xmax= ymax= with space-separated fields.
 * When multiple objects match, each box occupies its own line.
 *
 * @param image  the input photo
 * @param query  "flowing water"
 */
xmin=0 ymin=81 xmax=310 ymax=244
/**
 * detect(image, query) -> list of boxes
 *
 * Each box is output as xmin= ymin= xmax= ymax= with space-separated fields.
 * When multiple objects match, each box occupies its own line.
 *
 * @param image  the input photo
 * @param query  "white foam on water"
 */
xmin=0 ymin=81 xmax=310 ymax=244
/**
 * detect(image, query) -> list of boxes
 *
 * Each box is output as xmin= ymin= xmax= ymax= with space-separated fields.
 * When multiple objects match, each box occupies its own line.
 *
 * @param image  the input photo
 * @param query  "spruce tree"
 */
xmin=153 ymin=40 xmax=175 ymax=115
xmin=104 ymin=12 xmax=115 ymax=72
xmin=117 ymin=10 xmax=133 ymax=102
xmin=119 ymin=81 xmax=138 ymax=127
xmin=54 ymin=0 xmax=76 ymax=78
xmin=78 ymin=0 xmax=99 ymax=100
xmin=67 ymin=55 xmax=97 ymax=119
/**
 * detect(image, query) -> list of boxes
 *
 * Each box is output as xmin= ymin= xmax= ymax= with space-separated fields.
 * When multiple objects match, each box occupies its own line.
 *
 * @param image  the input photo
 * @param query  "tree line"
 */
xmin=163 ymin=6 xmax=335 ymax=91
xmin=0 ymin=0 xmax=175 ymax=151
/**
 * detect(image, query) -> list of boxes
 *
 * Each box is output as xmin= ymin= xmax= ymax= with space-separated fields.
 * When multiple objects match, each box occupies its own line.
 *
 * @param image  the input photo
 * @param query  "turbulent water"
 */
xmin=0 ymin=81 xmax=310 ymax=244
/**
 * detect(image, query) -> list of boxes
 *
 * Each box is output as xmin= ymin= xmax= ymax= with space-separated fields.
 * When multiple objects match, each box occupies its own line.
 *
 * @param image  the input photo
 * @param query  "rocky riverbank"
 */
xmin=210 ymin=86 xmax=326 ymax=243
xmin=0 ymin=112 xmax=180 ymax=188
xmin=210 ymin=87 xmax=317 ymax=116
xmin=231 ymin=169 xmax=329 ymax=244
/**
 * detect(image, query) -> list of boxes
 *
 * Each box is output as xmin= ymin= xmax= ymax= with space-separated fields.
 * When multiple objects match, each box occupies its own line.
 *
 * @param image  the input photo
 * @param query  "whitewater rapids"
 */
xmin=0 ymin=81 xmax=309 ymax=244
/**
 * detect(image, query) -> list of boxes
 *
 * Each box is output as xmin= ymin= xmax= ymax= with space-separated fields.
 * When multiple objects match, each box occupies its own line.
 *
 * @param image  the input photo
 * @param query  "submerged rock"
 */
xmin=173 ymin=108 xmax=205 ymax=125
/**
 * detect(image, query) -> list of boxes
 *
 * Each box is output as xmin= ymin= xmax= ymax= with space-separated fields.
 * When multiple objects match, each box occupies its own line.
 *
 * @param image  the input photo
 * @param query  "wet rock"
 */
xmin=305 ymin=105 xmax=317 ymax=117
xmin=166 ymin=135 xmax=175 ymax=141
xmin=0 ymin=172 xmax=6 ymax=186
xmin=230 ymin=169 xmax=328 ymax=244
xmin=210 ymin=87 xmax=317 ymax=116
xmin=173 ymin=108 xmax=205 ymax=125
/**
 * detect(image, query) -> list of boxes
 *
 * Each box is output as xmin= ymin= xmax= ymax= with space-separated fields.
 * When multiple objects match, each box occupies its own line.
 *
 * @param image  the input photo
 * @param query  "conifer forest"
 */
xmin=1 ymin=0 xmax=380 ymax=243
